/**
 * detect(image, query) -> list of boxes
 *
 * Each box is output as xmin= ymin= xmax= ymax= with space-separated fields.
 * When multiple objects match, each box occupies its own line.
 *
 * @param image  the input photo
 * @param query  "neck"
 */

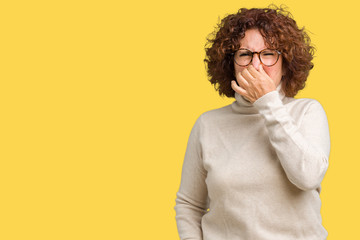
xmin=231 ymin=83 xmax=285 ymax=114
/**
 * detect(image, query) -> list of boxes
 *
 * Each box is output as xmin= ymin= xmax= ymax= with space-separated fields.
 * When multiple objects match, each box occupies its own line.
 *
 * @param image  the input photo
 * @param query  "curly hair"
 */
xmin=204 ymin=5 xmax=315 ymax=98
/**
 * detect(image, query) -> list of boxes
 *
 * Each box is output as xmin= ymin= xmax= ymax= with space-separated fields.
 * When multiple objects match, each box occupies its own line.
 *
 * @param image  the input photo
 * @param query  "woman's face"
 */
xmin=234 ymin=29 xmax=283 ymax=87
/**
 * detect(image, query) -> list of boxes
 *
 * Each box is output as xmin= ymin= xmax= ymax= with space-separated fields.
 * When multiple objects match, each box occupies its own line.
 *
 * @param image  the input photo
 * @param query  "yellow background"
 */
xmin=0 ymin=0 xmax=358 ymax=239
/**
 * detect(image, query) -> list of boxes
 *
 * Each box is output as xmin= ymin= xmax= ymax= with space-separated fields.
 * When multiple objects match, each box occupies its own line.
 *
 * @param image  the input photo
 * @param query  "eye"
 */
xmin=239 ymin=53 xmax=251 ymax=57
xmin=262 ymin=52 xmax=275 ymax=56
xmin=261 ymin=50 xmax=276 ymax=56
xmin=237 ymin=50 xmax=252 ymax=57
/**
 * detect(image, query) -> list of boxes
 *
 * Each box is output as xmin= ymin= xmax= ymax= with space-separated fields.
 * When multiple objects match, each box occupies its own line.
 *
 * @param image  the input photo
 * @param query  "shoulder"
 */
xmin=199 ymin=104 xmax=233 ymax=123
xmin=283 ymin=96 xmax=327 ymax=119
xmin=191 ymin=104 xmax=233 ymax=130
xmin=284 ymin=96 xmax=325 ymax=112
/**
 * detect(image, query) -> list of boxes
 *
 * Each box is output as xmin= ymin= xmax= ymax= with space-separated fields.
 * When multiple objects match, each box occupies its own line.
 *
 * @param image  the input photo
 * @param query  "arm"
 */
xmin=174 ymin=116 xmax=208 ymax=240
xmin=253 ymin=91 xmax=330 ymax=191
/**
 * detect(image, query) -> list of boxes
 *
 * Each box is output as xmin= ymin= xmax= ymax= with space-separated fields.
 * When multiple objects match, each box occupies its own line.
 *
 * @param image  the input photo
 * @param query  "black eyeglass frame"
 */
xmin=231 ymin=48 xmax=282 ymax=67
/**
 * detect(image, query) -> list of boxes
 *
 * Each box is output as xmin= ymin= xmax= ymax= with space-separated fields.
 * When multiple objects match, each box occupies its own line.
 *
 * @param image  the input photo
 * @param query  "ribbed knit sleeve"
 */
xmin=253 ymin=91 xmax=330 ymax=191
xmin=174 ymin=115 xmax=209 ymax=240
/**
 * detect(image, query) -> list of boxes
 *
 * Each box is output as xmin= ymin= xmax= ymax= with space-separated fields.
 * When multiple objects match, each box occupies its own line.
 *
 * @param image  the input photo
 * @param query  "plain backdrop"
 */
xmin=0 ymin=0 xmax=358 ymax=239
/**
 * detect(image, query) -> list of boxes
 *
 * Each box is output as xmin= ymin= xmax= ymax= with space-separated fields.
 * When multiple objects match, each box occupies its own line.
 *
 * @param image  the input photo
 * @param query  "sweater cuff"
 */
xmin=253 ymin=90 xmax=282 ymax=110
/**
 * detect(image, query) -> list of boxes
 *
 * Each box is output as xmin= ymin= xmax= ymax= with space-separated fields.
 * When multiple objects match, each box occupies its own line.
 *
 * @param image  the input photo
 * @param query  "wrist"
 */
xmin=253 ymin=90 xmax=279 ymax=108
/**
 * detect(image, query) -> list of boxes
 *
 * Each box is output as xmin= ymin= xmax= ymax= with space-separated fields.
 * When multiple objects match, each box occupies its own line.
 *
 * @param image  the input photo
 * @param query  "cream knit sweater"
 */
xmin=174 ymin=84 xmax=330 ymax=240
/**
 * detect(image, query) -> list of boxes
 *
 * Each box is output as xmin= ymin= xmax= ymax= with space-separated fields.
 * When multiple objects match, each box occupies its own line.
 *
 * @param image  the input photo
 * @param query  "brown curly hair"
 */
xmin=204 ymin=5 xmax=315 ymax=98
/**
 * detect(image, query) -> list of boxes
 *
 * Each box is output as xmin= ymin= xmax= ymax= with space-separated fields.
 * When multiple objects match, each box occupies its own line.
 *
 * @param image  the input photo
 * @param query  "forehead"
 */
xmin=239 ymin=29 xmax=268 ymax=50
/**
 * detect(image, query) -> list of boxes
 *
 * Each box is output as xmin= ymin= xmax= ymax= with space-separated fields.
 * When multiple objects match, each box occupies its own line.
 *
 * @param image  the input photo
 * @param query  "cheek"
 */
xmin=265 ymin=61 xmax=283 ymax=77
xmin=264 ymin=68 xmax=279 ymax=77
xmin=263 ymin=66 xmax=283 ymax=84
xmin=234 ymin=65 xmax=245 ymax=76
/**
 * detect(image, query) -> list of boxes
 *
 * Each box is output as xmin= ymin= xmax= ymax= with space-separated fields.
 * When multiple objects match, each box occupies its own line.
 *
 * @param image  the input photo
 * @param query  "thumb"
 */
xmin=259 ymin=64 xmax=270 ymax=77
xmin=259 ymin=64 xmax=265 ymax=73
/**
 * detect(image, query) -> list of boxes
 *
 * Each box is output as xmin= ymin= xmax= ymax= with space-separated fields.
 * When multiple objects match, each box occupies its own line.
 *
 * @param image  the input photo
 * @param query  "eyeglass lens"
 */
xmin=234 ymin=49 xmax=279 ymax=66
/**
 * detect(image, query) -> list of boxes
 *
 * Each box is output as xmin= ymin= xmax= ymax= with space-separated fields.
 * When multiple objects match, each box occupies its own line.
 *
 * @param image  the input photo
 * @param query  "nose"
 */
xmin=251 ymin=53 xmax=261 ymax=70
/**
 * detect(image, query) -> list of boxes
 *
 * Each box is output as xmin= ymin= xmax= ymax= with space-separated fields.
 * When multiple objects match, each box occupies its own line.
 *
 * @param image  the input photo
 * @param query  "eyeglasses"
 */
xmin=231 ymin=48 xmax=281 ymax=67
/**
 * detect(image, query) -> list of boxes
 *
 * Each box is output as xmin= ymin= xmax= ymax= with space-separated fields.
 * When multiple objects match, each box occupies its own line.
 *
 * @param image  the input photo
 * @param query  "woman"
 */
xmin=174 ymin=5 xmax=330 ymax=240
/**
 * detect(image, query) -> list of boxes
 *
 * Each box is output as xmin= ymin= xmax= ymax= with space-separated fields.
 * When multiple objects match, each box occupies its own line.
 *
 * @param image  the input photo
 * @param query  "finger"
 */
xmin=259 ymin=64 xmax=268 ymax=76
xmin=258 ymin=64 xmax=274 ymax=84
xmin=231 ymin=80 xmax=248 ymax=97
xmin=247 ymin=64 xmax=261 ymax=78
xmin=240 ymin=68 xmax=254 ymax=84
xmin=237 ymin=72 xmax=250 ymax=89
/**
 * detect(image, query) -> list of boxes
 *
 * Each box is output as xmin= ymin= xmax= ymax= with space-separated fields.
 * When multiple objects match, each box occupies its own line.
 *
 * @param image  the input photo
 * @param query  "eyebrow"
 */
xmin=238 ymin=48 xmax=270 ymax=52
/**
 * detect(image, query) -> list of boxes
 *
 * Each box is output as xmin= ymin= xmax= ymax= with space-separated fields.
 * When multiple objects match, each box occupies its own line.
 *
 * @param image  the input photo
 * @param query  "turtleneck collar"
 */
xmin=231 ymin=83 xmax=286 ymax=114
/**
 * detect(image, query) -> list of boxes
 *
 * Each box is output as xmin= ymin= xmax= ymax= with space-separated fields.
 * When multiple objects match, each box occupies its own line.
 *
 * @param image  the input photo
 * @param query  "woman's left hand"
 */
xmin=231 ymin=64 xmax=276 ymax=103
